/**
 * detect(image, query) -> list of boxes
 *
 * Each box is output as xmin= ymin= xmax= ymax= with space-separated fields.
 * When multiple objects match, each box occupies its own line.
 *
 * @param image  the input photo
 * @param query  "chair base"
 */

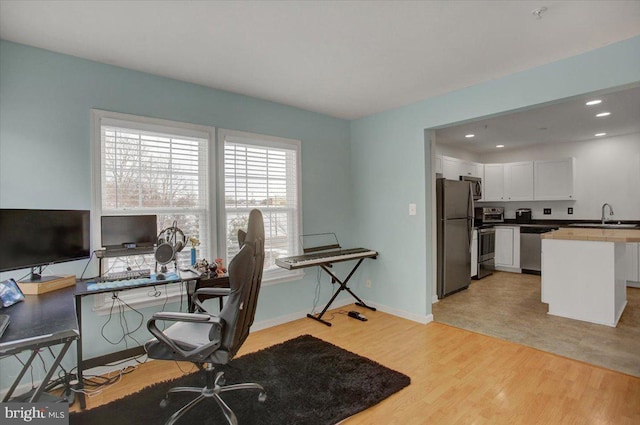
xmin=161 ymin=363 xmax=266 ymax=425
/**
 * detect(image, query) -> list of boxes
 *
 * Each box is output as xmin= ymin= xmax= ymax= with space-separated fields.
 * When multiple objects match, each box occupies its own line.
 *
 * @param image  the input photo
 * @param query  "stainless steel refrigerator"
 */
xmin=436 ymin=178 xmax=474 ymax=299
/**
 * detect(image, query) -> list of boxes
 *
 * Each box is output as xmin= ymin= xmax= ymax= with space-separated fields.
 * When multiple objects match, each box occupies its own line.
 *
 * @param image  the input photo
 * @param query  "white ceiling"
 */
xmin=436 ymin=84 xmax=640 ymax=153
xmin=1 ymin=1 xmax=639 ymax=120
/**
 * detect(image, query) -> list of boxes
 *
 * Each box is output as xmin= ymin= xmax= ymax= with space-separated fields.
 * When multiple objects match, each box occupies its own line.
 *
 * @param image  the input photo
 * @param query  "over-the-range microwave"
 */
xmin=460 ymin=176 xmax=482 ymax=201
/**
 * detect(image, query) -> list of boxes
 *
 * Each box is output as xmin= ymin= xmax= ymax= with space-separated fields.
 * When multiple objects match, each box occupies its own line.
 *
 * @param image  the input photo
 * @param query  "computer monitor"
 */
xmin=100 ymin=215 xmax=158 ymax=249
xmin=0 ymin=209 xmax=91 ymax=279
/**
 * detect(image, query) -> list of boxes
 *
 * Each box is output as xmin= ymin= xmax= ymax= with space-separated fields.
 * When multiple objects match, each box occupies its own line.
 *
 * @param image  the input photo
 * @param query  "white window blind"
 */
xmin=220 ymin=129 xmax=302 ymax=282
xmin=100 ymin=121 xmax=210 ymax=268
xmin=92 ymin=110 xmax=214 ymax=311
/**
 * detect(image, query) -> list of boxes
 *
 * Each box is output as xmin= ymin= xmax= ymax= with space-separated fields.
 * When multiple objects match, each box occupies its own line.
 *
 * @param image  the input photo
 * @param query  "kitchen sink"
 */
xmin=567 ymin=223 xmax=639 ymax=229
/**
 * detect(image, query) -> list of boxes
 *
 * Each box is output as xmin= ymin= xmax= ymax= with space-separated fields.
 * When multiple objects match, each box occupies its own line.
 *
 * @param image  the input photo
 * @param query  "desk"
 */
xmin=73 ymin=272 xmax=229 ymax=408
xmin=0 ymin=285 xmax=78 ymax=402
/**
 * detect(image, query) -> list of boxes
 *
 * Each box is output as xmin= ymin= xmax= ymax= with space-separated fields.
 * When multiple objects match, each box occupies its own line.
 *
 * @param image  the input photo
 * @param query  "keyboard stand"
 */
xmin=307 ymin=258 xmax=376 ymax=326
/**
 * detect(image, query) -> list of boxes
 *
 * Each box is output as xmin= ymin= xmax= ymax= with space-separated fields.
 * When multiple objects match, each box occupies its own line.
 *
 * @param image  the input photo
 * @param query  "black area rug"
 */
xmin=70 ymin=335 xmax=410 ymax=425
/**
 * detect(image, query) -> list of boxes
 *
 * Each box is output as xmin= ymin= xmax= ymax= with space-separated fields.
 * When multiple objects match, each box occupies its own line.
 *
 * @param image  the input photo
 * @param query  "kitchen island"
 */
xmin=541 ymin=228 xmax=640 ymax=327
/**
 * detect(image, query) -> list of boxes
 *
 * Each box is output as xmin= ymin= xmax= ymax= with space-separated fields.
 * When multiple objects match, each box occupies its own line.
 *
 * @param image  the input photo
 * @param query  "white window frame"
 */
xmin=91 ymin=110 xmax=216 ymax=312
xmin=218 ymin=129 xmax=304 ymax=285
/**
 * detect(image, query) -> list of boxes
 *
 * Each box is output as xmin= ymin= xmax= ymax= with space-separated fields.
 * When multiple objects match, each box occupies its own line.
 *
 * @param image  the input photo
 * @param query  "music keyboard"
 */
xmin=276 ymin=248 xmax=377 ymax=270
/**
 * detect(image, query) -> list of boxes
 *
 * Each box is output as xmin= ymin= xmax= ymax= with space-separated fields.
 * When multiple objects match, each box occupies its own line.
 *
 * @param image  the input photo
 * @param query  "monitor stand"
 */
xmin=23 ymin=266 xmax=62 ymax=283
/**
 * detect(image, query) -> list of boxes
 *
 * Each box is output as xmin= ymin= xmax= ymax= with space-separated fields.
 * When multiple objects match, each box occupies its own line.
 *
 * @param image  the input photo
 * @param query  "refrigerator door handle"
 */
xmin=467 ymin=184 xmax=474 ymax=251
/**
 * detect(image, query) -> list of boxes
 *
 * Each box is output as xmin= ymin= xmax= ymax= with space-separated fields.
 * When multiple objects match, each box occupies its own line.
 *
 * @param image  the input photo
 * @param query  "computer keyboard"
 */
xmin=95 ymin=269 xmax=151 ymax=283
xmin=86 ymin=272 xmax=179 ymax=291
xmin=0 ymin=314 xmax=10 ymax=339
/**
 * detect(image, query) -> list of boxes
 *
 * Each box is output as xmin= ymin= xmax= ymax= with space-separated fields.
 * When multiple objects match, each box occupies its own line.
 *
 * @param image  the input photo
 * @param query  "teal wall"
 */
xmin=349 ymin=35 xmax=640 ymax=319
xmin=0 ymin=40 xmax=353 ymax=390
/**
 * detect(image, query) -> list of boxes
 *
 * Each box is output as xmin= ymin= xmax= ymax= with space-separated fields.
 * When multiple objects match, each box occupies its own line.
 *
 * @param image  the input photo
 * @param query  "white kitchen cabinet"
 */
xmin=625 ymin=243 xmax=639 ymax=286
xmin=471 ymin=229 xmax=478 ymax=277
xmin=534 ymin=158 xmax=575 ymax=200
xmin=504 ymin=161 xmax=534 ymax=201
xmin=442 ymin=156 xmax=482 ymax=180
xmin=434 ymin=154 xmax=443 ymax=175
xmin=495 ymin=226 xmax=520 ymax=272
xmin=482 ymin=161 xmax=533 ymax=201
xmin=473 ymin=162 xmax=483 ymax=178
xmin=441 ymin=156 xmax=458 ymax=179
xmin=460 ymin=161 xmax=483 ymax=178
xmin=482 ymin=164 xmax=506 ymax=201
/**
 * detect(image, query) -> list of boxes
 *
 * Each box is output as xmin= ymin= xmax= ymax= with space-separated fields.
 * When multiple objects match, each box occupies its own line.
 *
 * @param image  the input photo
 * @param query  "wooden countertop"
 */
xmin=541 ymin=227 xmax=640 ymax=242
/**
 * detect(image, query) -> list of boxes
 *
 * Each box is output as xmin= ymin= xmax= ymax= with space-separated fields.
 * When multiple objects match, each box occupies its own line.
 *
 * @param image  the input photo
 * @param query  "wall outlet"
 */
xmin=567 ymin=207 xmax=573 ymax=215
xmin=543 ymin=208 xmax=552 ymax=215
xmin=409 ymin=203 xmax=417 ymax=216
xmin=365 ymin=279 xmax=372 ymax=288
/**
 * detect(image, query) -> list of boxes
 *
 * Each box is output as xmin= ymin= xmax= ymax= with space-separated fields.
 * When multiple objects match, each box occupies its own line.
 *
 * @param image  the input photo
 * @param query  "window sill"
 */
xmin=262 ymin=269 xmax=305 ymax=286
xmin=92 ymin=282 xmax=187 ymax=315
xmin=91 ymin=269 xmax=303 ymax=313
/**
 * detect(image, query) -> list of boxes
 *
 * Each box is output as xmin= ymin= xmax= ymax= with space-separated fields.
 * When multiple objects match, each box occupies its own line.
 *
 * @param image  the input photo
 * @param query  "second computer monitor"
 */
xmin=101 ymin=215 xmax=157 ymax=250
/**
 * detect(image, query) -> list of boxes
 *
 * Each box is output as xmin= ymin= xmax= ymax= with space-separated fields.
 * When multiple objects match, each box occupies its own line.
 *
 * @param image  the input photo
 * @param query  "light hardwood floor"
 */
xmin=72 ymin=306 xmax=640 ymax=424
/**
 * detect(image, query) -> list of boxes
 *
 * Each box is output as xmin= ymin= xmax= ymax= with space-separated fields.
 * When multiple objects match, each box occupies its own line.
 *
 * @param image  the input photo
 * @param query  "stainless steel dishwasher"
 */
xmin=520 ymin=227 xmax=558 ymax=275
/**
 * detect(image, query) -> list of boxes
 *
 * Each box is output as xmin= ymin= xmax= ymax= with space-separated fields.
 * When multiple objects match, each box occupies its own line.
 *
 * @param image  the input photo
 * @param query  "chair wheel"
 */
xmin=160 ymin=398 xmax=169 ymax=408
xmin=258 ymin=392 xmax=267 ymax=402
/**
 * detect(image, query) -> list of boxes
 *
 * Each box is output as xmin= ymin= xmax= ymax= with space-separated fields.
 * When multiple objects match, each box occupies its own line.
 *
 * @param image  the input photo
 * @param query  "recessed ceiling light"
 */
xmin=595 ymin=133 xmax=607 ymax=137
xmin=496 ymin=145 xmax=504 ymax=148
xmin=596 ymin=112 xmax=611 ymax=117
xmin=586 ymin=100 xmax=602 ymax=106
xmin=465 ymin=134 xmax=475 ymax=138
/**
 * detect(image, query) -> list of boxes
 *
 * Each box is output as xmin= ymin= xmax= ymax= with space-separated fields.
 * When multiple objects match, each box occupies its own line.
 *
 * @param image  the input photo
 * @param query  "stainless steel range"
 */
xmin=476 ymin=226 xmax=495 ymax=279
xmin=472 ymin=207 xmax=502 ymax=279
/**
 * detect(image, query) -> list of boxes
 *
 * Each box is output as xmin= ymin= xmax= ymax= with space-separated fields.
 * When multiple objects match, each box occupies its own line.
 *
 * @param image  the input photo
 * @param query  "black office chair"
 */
xmin=145 ymin=209 xmax=266 ymax=425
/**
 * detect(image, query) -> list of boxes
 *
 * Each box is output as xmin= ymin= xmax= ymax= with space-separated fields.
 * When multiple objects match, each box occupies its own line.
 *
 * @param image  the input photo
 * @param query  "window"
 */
xmin=219 ymin=129 xmax=302 ymax=283
xmin=91 ymin=110 xmax=215 ymax=310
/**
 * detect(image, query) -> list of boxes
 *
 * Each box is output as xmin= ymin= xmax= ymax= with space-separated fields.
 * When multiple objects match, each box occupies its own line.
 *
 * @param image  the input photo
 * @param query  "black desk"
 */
xmin=73 ymin=272 xmax=229 ymax=408
xmin=189 ymin=273 xmax=231 ymax=311
xmin=0 ymin=285 xmax=78 ymax=402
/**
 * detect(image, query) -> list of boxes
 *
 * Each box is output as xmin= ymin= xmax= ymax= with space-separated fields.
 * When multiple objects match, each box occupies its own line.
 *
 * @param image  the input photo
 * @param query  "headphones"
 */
xmin=155 ymin=222 xmax=186 ymax=265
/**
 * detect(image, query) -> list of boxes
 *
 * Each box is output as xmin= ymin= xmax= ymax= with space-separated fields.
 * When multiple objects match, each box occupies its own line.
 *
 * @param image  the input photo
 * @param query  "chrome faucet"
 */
xmin=601 ymin=203 xmax=614 ymax=224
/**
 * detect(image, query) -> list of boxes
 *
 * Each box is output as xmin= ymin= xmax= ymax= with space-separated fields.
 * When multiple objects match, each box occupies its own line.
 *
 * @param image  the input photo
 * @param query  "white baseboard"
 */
xmin=495 ymin=266 xmax=522 ymax=273
xmin=250 ymin=297 xmax=353 ymax=332
xmin=252 ymin=297 xmax=433 ymax=330
xmin=627 ymin=281 xmax=640 ymax=288
xmin=432 ymin=294 xmax=439 ymax=304
xmin=85 ymin=357 xmax=149 ymax=378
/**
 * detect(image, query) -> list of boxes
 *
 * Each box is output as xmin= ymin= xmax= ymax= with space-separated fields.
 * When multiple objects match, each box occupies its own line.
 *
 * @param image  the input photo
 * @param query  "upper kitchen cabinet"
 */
xmin=483 ymin=161 xmax=534 ymax=201
xmin=534 ymin=158 xmax=575 ymax=200
xmin=441 ymin=156 xmax=482 ymax=180
xmin=504 ymin=161 xmax=534 ymax=201
xmin=483 ymin=163 xmax=506 ymax=201
xmin=434 ymin=154 xmax=443 ymax=175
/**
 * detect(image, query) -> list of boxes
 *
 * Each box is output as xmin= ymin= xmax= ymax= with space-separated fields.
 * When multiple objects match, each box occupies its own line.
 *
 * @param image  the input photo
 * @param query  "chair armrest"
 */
xmin=192 ymin=287 xmax=231 ymax=312
xmin=195 ymin=287 xmax=231 ymax=297
xmin=151 ymin=312 xmax=211 ymax=322
xmin=147 ymin=313 xmax=224 ymax=361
